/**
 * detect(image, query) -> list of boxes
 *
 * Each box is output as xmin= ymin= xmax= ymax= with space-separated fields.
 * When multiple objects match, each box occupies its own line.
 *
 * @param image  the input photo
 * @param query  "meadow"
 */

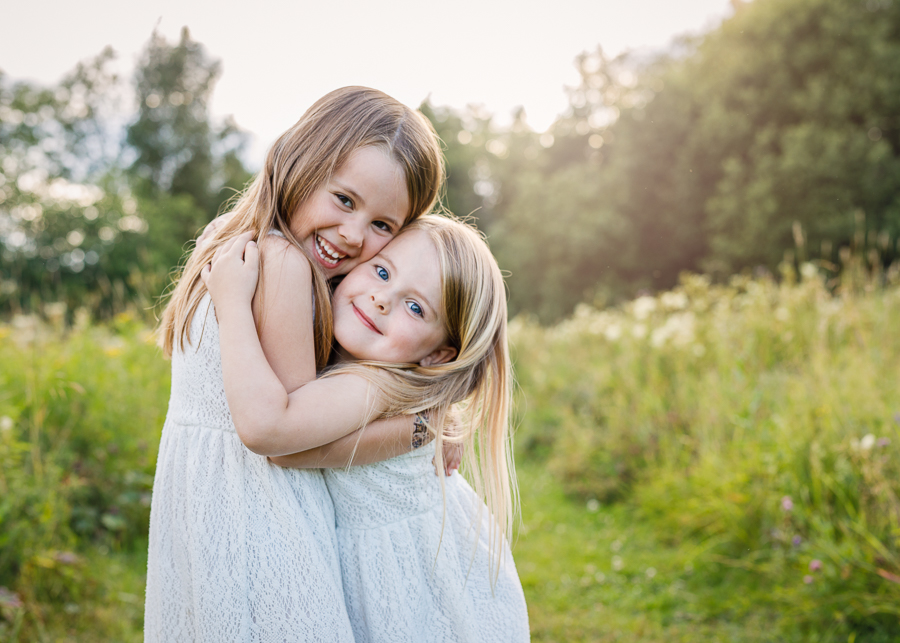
xmin=1 ymin=257 xmax=899 ymax=641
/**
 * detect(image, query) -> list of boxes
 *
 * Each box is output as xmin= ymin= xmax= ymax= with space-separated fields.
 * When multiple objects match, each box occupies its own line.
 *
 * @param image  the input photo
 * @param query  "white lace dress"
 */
xmin=144 ymin=295 xmax=355 ymax=643
xmin=324 ymin=443 xmax=530 ymax=642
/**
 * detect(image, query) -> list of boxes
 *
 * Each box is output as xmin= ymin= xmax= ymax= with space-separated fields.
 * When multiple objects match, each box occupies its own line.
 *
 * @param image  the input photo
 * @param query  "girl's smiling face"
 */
xmin=332 ymin=229 xmax=457 ymax=366
xmin=291 ymin=146 xmax=410 ymax=279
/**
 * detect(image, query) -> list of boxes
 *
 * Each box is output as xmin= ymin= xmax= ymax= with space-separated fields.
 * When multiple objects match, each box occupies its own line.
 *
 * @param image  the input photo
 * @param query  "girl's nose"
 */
xmin=370 ymin=292 xmax=390 ymax=313
xmin=340 ymin=219 xmax=365 ymax=249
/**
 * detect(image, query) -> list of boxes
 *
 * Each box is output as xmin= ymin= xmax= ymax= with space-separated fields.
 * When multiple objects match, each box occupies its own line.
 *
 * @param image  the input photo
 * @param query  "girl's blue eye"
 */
xmin=407 ymin=301 xmax=423 ymax=317
xmin=337 ymin=194 xmax=352 ymax=208
xmin=376 ymin=266 xmax=389 ymax=281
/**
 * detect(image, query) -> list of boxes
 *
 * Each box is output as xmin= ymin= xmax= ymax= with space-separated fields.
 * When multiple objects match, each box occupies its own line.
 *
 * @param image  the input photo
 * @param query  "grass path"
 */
xmin=514 ymin=461 xmax=776 ymax=642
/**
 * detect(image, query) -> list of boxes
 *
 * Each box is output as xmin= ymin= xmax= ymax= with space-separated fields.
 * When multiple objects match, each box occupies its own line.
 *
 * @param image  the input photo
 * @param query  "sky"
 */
xmin=3 ymin=0 xmax=734 ymax=165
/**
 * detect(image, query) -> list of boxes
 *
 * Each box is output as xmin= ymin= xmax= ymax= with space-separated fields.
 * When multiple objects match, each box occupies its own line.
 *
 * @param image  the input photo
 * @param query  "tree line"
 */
xmin=2 ymin=0 xmax=899 ymax=322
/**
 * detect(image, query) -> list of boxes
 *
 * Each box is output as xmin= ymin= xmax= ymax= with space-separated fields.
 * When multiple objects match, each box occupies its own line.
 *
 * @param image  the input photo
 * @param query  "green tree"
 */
xmin=494 ymin=0 xmax=900 ymax=320
xmin=1 ymin=30 xmax=251 ymax=320
xmin=123 ymin=28 xmax=251 ymax=286
xmin=0 ymin=49 xmax=136 ymax=316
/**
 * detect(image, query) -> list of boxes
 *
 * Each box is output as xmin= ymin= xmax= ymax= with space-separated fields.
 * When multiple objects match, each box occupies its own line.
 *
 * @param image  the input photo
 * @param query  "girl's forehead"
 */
xmin=381 ymin=228 xmax=433 ymax=256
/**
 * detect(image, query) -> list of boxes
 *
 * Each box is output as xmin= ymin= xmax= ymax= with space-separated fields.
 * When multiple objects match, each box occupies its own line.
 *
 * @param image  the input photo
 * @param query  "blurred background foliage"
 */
xmin=2 ymin=0 xmax=898 ymax=324
xmin=4 ymin=0 xmax=900 ymax=640
xmin=1 ymin=27 xmax=250 ymax=322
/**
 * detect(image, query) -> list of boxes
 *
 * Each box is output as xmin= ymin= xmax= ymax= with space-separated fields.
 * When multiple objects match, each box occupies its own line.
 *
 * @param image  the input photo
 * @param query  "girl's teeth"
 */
xmin=316 ymin=237 xmax=343 ymax=265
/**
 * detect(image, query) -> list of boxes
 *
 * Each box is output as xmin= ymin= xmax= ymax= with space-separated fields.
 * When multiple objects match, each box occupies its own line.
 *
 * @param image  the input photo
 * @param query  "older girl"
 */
xmin=145 ymin=87 xmax=444 ymax=642
xmin=204 ymin=216 xmax=530 ymax=642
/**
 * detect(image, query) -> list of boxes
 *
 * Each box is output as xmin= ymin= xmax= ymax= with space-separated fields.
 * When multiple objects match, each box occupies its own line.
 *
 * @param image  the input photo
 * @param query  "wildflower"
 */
xmin=800 ymin=263 xmax=818 ymax=280
xmin=0 ymin=416 xmax=12 ymax=432
xmin=803 ymin=575 xmax=814 ymax=584
xmin=809 ymin=559 xmax=822 ymax=572
xmin=645 ymin=567 xmax=657 ymax=579
xmin=54 ymin=551 xmax=80 ymax=565
xmin=792 ymin=536 xmax=802 ymax=547
xmin=632 ymin=296 xmax=657 ymax=321
xmin=586 ymin=498 xmax=600 ymax=512
xmin=860 ymin=434 xmax=876 ymax=451
xmin=612 ymin=556 xmax=624 ymax=571
xmin=0 ymin=586 xmax=22 ymax=609
xmin=660 ymin=291 xmax=688 ymax=310
xmin=44 ymin=302 xmax=66 ymax=320
xmin=878 ymin=437 xmax=890 ymax=448
xmin=603 ymin=323 xmax=622 ymax=342
xmin=781 ymin=496 xmax=794 ymax=512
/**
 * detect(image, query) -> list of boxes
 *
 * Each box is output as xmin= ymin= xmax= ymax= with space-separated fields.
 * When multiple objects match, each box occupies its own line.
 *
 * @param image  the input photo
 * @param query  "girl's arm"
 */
xmin=270 ymin=414 xmax=463 ymax=475
xmin=203 ymin=233 xmax=388 ymax=456
xmin=270 ymin=415 xmax=420 ymax=468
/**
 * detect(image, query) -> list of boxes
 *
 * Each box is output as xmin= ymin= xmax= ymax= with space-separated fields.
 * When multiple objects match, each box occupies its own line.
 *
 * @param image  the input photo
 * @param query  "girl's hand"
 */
xmin=436 ymin=439 xmax=463 ymax=477
xmin=196 ymin=212 xmax=233 ymax=251
xmin=200 ymin=231 xmax=259 ymax=311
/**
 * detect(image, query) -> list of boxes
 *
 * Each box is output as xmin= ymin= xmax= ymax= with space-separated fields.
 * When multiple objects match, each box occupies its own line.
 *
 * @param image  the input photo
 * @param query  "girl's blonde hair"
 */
xmin=332 ymin=214 xmax=516 ymax=584
xmin=158 ymin=86 xmax=444 ymax=367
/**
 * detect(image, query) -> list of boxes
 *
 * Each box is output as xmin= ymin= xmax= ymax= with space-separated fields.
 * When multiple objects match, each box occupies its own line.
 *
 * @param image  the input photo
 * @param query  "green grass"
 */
xmin=3 ymin=259 xmax=900 ymax=640
xmin=514 ymin=461 xmax=777 ymax=642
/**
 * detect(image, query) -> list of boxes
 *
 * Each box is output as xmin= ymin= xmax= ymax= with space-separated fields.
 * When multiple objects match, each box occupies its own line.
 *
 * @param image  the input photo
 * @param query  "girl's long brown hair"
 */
xmin=158 ymin=87 xmax=444 ymax=367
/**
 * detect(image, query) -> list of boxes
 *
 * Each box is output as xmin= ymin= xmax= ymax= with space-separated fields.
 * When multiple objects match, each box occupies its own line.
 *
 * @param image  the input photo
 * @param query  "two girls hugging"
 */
xmin=144 ymin=87 xmax=529 ymax=642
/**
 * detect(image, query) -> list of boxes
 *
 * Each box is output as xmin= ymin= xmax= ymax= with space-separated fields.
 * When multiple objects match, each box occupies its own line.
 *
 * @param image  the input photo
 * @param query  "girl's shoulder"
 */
xmin=258 ymin=232 xmax=313 ymax=279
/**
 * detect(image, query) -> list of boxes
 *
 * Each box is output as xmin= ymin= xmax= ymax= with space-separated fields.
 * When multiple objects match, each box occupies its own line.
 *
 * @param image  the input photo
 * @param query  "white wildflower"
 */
xmin=632 ymin=296 xmax=657 ymax=321
xmin=603 ymin=323 xmax=622 ymax=342
xmin=800 ymin=262 xmax=818 ymax=280
xmin=661 ymin=291 xmax=688 ymax=310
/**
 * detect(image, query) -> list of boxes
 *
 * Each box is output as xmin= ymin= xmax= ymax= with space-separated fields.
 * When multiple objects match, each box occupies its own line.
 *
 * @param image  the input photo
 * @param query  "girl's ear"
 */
xmin=419 ymin=345 xmax=457 ymax=367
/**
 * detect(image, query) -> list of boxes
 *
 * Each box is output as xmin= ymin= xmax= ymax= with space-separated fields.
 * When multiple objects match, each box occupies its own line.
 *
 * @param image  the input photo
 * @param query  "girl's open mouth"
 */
xmin=315 ymin=235 xmax=348 ymax=267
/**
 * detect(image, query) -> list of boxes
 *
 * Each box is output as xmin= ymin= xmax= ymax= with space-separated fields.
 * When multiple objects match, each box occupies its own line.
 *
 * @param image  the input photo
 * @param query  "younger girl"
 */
xmin=203 ymin=215 xmax=530 ymax=642
xmin=145 ymin=87 xmax=444 ymax=642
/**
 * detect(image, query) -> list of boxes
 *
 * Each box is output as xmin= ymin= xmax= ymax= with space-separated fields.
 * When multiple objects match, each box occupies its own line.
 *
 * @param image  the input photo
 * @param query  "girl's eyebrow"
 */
xmin=380 ymin=254 xmax=438 ymax=317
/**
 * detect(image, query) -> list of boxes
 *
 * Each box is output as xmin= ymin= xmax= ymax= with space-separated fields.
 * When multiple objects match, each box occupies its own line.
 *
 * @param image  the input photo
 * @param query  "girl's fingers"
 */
xmin=242 ymin=239 xmax=259 ymax=267
xmin=226 ymin=231 xmax=256 ymax=261
xmin=199 ymin=263 xmax=211 ymax=285
xmin=211 ymin=231 xmax=256 ymax=265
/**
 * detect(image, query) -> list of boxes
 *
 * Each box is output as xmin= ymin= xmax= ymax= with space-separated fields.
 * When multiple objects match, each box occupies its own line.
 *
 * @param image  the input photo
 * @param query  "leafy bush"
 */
xmin=0 ymin=309 xmax=168 ymax=637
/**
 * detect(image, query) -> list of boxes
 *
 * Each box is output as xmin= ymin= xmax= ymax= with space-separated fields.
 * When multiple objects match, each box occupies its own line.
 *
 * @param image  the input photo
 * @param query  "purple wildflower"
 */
xmin=0 ymin=586 xmax=23 ymax=609
xmin=878 ymin=437 xmax=890 ymax=448
xmin=55 ymin=551 xmax=79 ymax=565
xmin=809 ymin=559 xmax=822 ymax=572
xmin=803 ymin=575 xmax=814 ymax=584
xmin=781 ymin=496 xmax=794 ymax=512
xmin=792 ymin=535 xmax=802 ymax=547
